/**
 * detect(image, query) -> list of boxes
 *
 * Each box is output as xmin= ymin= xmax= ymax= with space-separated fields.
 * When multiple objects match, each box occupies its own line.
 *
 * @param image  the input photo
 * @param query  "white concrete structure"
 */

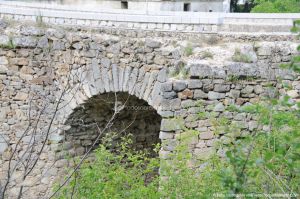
xmin=0 ymin=1 xmax=300 ymax=34
xmin=4 ymin=0 xmax=228 ymax=12
xmin=122 ymin=0 xmax=226 ymax=12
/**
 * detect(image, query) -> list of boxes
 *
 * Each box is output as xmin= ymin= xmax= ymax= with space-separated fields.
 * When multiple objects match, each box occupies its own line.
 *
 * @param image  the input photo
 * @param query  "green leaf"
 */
xmin=292 ymin=56 xmax=300 ymax=63
xmin=265 ymin=152 xmax=273 ymax=161
xmin=279 ymin=63 xmax=290 ymax=69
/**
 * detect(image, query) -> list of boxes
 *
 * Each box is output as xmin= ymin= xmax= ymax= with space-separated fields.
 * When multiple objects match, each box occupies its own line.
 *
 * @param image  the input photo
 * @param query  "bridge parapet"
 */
xmin=0 ymin=1 xmax=300 ymax=34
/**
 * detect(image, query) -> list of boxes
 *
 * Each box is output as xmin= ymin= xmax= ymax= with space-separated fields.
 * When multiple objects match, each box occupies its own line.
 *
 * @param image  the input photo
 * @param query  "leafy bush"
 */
xmin=55 ymin=96 xmax=300 ymax=198
xmin=251 ymin=0 xmax=300 ymax=13
xmin=220 ymin=101 xmax=300 ymax=197
xmin=54 ymin=135 xmax=161 ymax=199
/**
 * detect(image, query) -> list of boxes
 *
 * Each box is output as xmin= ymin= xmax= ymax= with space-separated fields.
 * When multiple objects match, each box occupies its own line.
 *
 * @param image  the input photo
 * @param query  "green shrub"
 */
xmin=54 ymin=135 xmax=161 ymax=199
xmin=54 ymin=96 xmax=300 ymax=198
xmin=251 ymin=0 xmax=300 ymax=13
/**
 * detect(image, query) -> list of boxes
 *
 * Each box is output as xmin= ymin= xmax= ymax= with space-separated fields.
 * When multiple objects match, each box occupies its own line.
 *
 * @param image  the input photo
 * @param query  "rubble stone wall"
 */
xmin=0 ymin=20 xmax=299 ymax=198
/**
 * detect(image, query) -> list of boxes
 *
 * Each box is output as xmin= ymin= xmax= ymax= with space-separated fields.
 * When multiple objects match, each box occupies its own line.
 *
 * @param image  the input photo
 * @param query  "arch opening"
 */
xmin=64 ymin=92 xmax=162 ymax=157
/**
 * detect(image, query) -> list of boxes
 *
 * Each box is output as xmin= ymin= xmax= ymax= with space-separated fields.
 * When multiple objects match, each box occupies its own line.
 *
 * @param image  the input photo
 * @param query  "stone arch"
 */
xmin=63 ymin=92 xmax=162 ymax=157
xmin=57 ymin=59 xmax=167 ymax=125
xmin=54 ymin=61 xmax=169 ymax=158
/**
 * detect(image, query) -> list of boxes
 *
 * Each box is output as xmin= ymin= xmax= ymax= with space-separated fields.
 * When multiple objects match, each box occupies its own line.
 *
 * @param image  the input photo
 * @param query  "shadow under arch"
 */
xmin=63 ymin=92 xmax=162 ymax=157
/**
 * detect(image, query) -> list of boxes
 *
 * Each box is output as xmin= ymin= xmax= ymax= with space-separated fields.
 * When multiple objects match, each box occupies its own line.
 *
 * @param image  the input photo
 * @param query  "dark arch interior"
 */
xmin=64 ymin=92 xmax=162 ymax=157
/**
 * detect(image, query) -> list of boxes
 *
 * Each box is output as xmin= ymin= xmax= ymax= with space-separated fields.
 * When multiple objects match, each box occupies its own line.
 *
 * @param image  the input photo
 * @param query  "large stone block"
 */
xmin=145 ymin=39 xmax=161 ymax=48
xmin=161 ymin=118 xmax=184 ymax=132
xmin=194 ymin=147 xmax=215 ymax=160
xmin=208 ymin=91 xmax=225 ymax=100
xmin=173 ymin=81 xmax=186 ymax=92
xmin=188 ymin=79 xmax=202 ymax=89
xmin=193 ymin=90 xmax=208 ymax=99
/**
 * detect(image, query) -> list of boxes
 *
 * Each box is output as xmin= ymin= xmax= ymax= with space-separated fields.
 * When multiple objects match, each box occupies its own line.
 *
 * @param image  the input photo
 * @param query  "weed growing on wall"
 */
xmin=281 ymin=20 xmax=300 ymax=73
xmin=232 ymin=48 xmax=253 ymax=63
xmin=184 ymin=43 xmax=193 ymax=56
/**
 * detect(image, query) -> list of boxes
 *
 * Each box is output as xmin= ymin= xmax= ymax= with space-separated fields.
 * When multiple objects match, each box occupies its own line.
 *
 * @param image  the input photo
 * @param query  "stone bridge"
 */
xmin=0 ymin=2 xmax=299 ymax=198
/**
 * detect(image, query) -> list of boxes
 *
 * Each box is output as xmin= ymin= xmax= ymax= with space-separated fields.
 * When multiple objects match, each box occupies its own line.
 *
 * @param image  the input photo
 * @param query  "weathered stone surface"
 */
xmin=0 ymin=136 xmax=8 ymax=153
xmin=208 ymin=91 xmax=225 ymax=100
xmin=160 ymin=98 xmax=181 ymax=111
xmin=213 ymin=103 xmax=225 ymax=112
xmin=145 ymin=39 xmax=161 ymax=48
xmin=188 ymin=79 xmax=202 ymax=89
xmin=157 ymin=68 xmax=167 ymax=82
xmin=0 ymin=65 xmax=8 ymax=74
xmin=193 ymin=90 xmax=207 ymax=99
xmin=11 ymin=58 xmax=29 ymax=66
xmin=181 ymin=99 xmax=195 ymax=108
xmin=14 ymin=92 xmax=29 ymax=101
xmin=199 ymin=131 xmax=214 ymax=140
xmin=257 ymin=43 xmax=273 ymax=56
xmin=52 ymin=40 xmax=65 ymax=50
xmin=226 ymin=63 xmax=259 ymax=78
xmin=241 ymin=86 xmax=254 ymax=94
xmin=214 ymin=84 xmax=230 ymax=92
xmin=0 ymin=35 xmax=9 ymax=46
xmin=161 ymin=82 xmax=173 ymax=92
xmin=173 ymin=81 xmax=186 ymax=91
xmin=0 ymin=56 xmax=8 ymax=65
xmin=159 ymin=131 xmax=174 ymax=139
xmin=194 ymin=147 xmax=215 ymax=160
xmin=13 ymin=36 xmax=38 ymax=48
xmin=229 ymin=90 xmax=240 ymax=99
xmin=0 ymin=20 xmax=7 ymax=29
xmin=154 ymin=55 xmax=165 ymax=65
xmin=254 ymin=85 xmax=264 ymax=94
xmin=161 ymin=118 xmax=184 ymax=131
xmin=287 ymin=90 xmax=299 ymax=98
xmin=189 ymin=64 xmax=213 ymax=78
xmin=163 ymin=91 xmax=177 ymax=99
xmin=37 ymin=36 xmax=49 ymax=48
xmin=20 ymin=66 xmax=34 ymax=74
xmin=178 ymin=89 xmax=193 ymax=99
xmin=21 ymin=26 xmax=45 ymax=36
